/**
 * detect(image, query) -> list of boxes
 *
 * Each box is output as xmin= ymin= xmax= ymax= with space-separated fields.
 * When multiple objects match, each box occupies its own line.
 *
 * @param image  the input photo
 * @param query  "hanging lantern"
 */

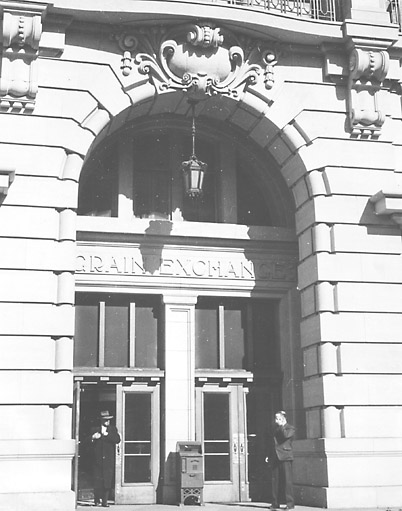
xmin=181 ymin=102 xmax=208 ymax=198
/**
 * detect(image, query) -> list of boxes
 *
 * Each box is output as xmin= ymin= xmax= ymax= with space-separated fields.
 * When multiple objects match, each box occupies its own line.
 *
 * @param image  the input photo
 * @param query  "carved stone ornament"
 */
xmin=0 ymin=4 xmax=46 ymax=112
xmin=115 ymin=23 xmax=278 ymax=100
xmin=348 ymin=48 xmax=389 ymax=135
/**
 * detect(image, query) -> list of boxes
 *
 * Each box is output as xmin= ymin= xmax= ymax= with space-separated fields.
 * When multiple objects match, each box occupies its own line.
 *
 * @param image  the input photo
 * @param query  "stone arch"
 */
xmin=79 ymin=105 xmax=293 ymax=227
xmin=70 ymin=83 xmax=317 ymax=225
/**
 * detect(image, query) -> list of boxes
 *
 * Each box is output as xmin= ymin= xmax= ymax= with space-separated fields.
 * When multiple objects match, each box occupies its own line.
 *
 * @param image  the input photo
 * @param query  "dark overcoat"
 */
xmin=272 ymin=422 xmax=295 ymax=461
xmin=91 ymin=424 xmax=121 ymax=489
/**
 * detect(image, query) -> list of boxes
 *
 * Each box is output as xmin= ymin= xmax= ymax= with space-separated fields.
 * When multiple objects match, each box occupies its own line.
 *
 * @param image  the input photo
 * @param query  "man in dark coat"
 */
xmin=91 ymin=410 xmax=121 ymax=507
xmin=265 ymin=410 xmax=295 ymax=510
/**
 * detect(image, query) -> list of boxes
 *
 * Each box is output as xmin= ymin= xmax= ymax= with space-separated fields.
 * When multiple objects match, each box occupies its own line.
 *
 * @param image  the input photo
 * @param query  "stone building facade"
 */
xmin=0 ymin=0 xmax=402 ymax=510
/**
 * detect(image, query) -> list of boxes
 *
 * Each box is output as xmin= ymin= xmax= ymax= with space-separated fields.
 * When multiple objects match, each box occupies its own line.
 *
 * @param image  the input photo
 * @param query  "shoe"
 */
xmin=94 ymin=503 xmax=101 ymax=507
xmin=269 ymin=505 xmax=279 ymax=510
xmin=102 ymin=505 xmax=110 ymax=508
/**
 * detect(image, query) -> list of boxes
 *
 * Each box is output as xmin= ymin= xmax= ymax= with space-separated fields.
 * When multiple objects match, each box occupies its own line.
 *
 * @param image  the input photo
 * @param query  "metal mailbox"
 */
xmin=176 ymin=441 xmax=204 ymax=505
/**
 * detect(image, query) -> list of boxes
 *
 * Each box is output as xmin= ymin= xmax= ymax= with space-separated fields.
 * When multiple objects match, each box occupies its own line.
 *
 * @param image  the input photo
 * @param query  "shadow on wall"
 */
xmin=157 ymin=450 xmax=178 ymax=504
xmin=361 ymin=199 xmax=400 ymax=235
xmin=140 ymin=220 xmax=173 ymax=275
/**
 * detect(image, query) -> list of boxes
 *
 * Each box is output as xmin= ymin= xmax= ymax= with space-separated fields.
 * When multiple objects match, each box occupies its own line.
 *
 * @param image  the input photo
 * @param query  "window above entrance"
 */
xmin=77 ymin=119 xmax=290 ymax=228
xmin=74 ymin=293 xmax=160 ymax=369
xmin=195 ymin=297 xmax=280 ymax=373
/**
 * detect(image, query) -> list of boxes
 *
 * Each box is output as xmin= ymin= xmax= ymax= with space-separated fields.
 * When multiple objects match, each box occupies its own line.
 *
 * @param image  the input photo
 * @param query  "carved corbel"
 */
xmin=114 ymin=23 xmax=279 ymax=100
xmin=348 ymin=48 xmax=389 ymax=135
xmin=0 ymin=4 xmax=47 ymax=112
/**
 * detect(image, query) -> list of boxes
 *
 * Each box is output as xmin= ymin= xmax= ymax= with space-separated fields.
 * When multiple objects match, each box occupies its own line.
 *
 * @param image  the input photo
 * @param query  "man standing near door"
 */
xmin=91 ymin=410 xmax=121 ymax=507
xmin=265 ymin=410 xmax=295 ymax=510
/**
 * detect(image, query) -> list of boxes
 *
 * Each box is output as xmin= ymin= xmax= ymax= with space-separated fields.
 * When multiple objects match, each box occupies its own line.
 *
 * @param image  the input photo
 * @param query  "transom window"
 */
xmin=74 ymin=294 xmax=160 ymax=369
xmin=78 ymin=122 xmax=277 ymax=227
xmin=195 ymin=297 xmax=279 ymax=372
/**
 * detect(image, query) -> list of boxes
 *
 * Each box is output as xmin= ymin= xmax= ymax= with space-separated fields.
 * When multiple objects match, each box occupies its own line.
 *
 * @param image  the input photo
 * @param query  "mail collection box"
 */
xmin=176 ymin=441 xmax=204 ymax=505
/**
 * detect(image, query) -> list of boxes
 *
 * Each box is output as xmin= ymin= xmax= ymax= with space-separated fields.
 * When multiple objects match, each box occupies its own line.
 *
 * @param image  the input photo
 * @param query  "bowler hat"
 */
xmin=100 ymin=410 xmax=113 ymax=419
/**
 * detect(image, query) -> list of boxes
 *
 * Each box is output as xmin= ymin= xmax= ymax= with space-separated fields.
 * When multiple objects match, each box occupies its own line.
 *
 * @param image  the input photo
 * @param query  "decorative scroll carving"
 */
xmin=115 ymin=23 xmax=278 ymax=100
xmin=348 ymin=48 xmax=389 ymax=134
xmin=0 ymin=6 xmax=46 ymax=112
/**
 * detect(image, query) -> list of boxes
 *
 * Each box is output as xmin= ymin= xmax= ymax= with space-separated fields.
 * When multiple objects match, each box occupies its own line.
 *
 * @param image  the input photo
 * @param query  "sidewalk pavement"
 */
xmin=76 ymin=502 xmax=400 ymax=511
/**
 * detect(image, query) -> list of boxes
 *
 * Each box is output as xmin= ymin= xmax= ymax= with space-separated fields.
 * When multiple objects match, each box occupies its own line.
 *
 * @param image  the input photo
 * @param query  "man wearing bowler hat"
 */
xmin=91 ymin=410 xmax=121 ymax=507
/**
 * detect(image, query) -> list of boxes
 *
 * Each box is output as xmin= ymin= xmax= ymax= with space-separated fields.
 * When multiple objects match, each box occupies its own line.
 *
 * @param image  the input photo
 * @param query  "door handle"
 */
xmin=116 ymin=444 xmax=121 ymax=456
xmin=233 ymin=438 xmax=238 ymax=455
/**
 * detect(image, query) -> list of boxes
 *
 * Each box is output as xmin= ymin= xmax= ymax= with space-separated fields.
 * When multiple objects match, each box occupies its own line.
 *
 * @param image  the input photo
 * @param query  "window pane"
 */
xmin=78 ymin=149 xmax=117 ymax=217
xmin=204 ymin=393 xmax=230 ymax=481
xmin=133 ymin=171 xmax=169 ymax=219
xmin=124 ymin=456 xmax=151 ymax=484
xmin=124 ymin=393 xmax=152 ymax=483
xmin=224 ymin=302 xmax=246 ymax=369
xmin=252 ymin=300 xmax=279 ymax=371
xmin=125 ymin=393 xmax=151 ymax=441
xmin=133 ymin=134 xmax=170 ymax=219
xmin=237 ymin=163 xmax=272 ymax=226
xmin=195 ymin=304 xmax=218 ymax=369
xmin=151 ymin=172 xmax=170 ymax=218
xmin=204 ymin=393 xmax=229 ymax=440
xmin=105 ymin=303 xmax=129 ymax=367
xmin=74 ymin=304 xmax=98 ymax=367
xmin=135 ymin=299 xmax=159 ymax=368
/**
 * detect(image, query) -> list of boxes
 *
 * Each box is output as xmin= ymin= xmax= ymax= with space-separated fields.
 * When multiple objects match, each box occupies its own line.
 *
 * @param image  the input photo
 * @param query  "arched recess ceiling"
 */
xmin=53 ymin=68 xmax=319 ymax=227
xmin=77 ymin=78 xmax=319 ymax=221
xmin=82 ymin=91 xmax=297 ymax=228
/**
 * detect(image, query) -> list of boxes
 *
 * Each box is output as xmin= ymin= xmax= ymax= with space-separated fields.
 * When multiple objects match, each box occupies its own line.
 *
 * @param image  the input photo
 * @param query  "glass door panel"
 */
xmin=196 ymin=385 xmax=248 ymax=502
xmin=124 ymin=393 xmax=151 ymax=483
xmin=115 ymin=384 xmax=159 ymax=504
xmin=204 ymin=393 xmax=230 ymax=481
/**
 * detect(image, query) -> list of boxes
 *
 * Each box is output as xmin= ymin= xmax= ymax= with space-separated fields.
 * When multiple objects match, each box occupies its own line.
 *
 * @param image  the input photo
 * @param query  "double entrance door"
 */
xmin=75 ymin=380 xmax=276 ymax=505
xmin=75 ymin=382 xmax=160 ymax=505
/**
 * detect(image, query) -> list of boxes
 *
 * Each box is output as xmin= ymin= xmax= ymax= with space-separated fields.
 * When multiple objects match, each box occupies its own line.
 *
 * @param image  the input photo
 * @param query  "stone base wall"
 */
xmin=0 ymin=492 xmax=75 ymax=511
xmin=294 ymin=439 xmax=402 ymax=508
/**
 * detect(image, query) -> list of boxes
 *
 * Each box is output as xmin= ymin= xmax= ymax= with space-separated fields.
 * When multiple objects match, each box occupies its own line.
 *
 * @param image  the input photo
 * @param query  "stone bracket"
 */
xmin=0 ymin=166 xmax=15 ymax=197
xmin=347 ymin=48 xmax=389 ymax=135
xmin=370 ymin=189 xmax=402 ymax=226
xmin=0 ymin=2 xmax=48 ymax=112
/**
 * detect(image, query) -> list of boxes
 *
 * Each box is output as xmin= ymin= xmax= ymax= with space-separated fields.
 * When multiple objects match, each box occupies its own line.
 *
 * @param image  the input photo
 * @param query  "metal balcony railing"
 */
xmin=388 ymin=0 xmax=401 ymax=29
xmin=217 ymin=0 xmax=343 ymax=22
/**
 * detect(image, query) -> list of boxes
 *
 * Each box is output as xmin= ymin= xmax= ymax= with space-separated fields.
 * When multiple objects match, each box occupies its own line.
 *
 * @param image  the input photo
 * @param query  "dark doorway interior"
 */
xmin=247 ymin=380 xmax=283 ymax=503
xmin=77 ymin=385 xmax=117 ymax=505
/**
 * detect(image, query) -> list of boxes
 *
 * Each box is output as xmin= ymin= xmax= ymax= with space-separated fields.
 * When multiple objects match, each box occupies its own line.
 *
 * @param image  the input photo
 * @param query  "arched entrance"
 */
xmin=73 ymin=110 xmax=300 ymax=505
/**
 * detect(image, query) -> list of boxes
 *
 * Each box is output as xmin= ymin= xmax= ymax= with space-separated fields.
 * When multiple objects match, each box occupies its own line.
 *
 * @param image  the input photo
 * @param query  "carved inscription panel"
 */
xmin=76 ymin=244 xmax=297 ymax=291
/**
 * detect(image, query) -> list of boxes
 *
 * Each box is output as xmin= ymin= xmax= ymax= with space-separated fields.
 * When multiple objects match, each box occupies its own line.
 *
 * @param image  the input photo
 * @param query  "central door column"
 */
xmin=162 ymin=294 xmax=197 ymax=503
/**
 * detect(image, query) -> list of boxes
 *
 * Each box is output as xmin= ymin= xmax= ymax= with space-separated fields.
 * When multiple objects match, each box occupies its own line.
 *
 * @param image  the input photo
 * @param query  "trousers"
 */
xmin=271 ymin=459 xmax=294 ymax=508
xmin=94 ymin=486 xmax=109 ymax=506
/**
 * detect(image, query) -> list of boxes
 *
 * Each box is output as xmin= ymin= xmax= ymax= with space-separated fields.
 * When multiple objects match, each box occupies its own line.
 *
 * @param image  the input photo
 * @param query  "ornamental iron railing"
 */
xmin=218 ymin=0 xmax=343 ymax=22
xmin=388 ymin=0 xmax=401 ymax=29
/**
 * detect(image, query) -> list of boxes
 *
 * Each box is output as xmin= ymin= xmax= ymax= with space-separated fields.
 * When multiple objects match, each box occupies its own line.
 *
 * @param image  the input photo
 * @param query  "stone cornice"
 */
xmin=342 ymin=20 xmax=399 ymax=52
